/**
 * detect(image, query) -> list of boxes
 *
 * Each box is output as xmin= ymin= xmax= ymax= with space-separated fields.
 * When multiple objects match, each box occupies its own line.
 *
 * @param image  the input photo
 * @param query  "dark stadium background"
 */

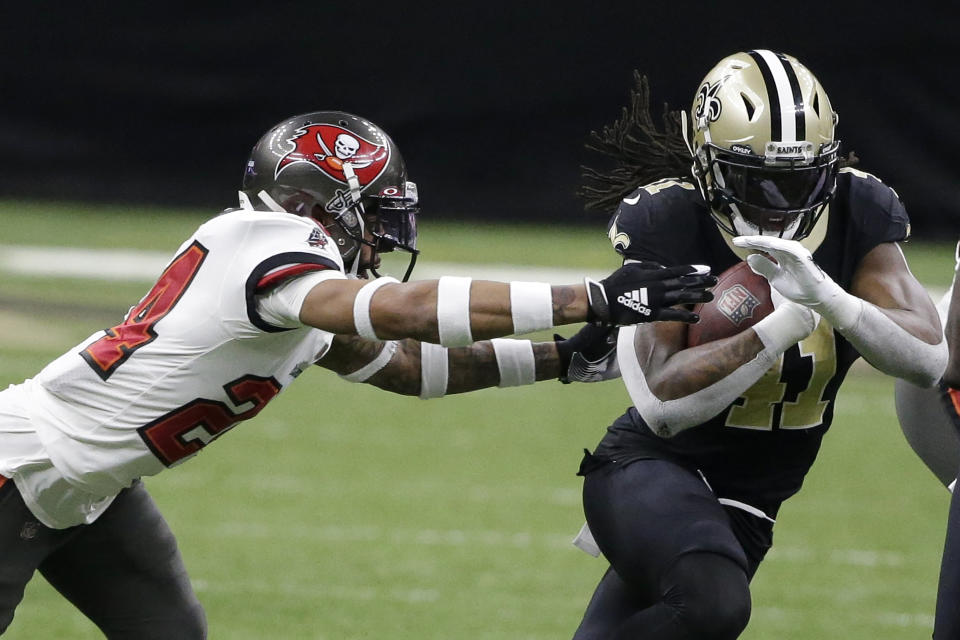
xmin=2 ymin=4 xmax=956 ymax=235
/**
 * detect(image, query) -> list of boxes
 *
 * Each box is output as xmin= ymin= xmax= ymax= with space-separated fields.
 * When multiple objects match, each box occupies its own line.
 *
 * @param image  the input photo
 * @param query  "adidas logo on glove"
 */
xmin=617 ymin=289 xmax=651 ymax=315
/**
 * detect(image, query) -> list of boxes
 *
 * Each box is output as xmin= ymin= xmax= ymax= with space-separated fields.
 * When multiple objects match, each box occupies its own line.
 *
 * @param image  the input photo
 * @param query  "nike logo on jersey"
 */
xmin=622 ymin=194 xmax=641 ymax=205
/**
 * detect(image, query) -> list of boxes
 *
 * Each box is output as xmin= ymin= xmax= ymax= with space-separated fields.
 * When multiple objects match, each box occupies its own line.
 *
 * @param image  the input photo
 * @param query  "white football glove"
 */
xmin=769 ymin=284 xmax=821 ymax=333
xmin=732 ymin=235 xmax=860 ymax=330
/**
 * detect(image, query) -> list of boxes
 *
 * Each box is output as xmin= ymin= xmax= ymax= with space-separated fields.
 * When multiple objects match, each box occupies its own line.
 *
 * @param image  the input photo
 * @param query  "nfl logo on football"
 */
xmin=717 ymin=284 xmax=761 ymax=326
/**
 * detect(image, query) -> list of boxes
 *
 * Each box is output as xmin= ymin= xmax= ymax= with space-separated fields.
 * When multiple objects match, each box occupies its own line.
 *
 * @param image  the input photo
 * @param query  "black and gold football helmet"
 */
xmin=688 ymin=50 xmax=839 ymax=241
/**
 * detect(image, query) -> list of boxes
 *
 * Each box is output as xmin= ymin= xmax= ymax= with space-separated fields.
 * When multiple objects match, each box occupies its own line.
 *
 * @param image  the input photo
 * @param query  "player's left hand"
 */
xmin=585 ymin=262 xmax=716 ymax=325
xmin=733 ymin=235 xmax=841 ymax=308
xmin=554 ymin=323 xmax=620 ymax=384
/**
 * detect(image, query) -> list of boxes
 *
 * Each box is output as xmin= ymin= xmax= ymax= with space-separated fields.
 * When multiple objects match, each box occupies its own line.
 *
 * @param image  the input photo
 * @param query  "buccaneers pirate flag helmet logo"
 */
xmin=275 ymin=123 xmax=391 ymax=187
xmin=240 ymin=111 xmax=411 ymax=217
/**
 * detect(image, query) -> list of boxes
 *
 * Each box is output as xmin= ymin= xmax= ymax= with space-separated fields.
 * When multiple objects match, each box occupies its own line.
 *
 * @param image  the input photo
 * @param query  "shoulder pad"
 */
xmin=607 ymin=178 xmax=700 ymax=256
xmin=835 ymin=167 xmax=910 ymax=245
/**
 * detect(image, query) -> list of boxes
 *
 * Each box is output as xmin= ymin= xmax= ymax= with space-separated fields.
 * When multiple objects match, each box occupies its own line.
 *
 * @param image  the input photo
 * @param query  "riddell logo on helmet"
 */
xmin=617 ymin=289 xmax=651 ymax=315
xmin=275 ymin=124 xmax=390 ymax=188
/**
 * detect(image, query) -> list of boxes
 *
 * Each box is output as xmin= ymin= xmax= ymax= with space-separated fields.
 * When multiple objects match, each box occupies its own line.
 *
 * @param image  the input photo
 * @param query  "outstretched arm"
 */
xmin=299 ymin=263 xmax=714 ymax=346
xmin=941 ymin=242 xmax=960 ymax=388
xmin=317 ymin=334 xmax=561 ymax=396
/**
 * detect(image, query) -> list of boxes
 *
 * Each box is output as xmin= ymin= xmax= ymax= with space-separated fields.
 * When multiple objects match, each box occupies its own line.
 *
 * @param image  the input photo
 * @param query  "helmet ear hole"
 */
xmin=740 ymin=93 xmax=756 ymax=121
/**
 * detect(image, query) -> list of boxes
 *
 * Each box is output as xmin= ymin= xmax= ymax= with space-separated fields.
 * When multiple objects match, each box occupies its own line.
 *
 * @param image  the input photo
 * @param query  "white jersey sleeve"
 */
xmin=16 ymin=210 xmax=346 ymax=523
xmin=256 ymin=269 xmax=345 ymax=329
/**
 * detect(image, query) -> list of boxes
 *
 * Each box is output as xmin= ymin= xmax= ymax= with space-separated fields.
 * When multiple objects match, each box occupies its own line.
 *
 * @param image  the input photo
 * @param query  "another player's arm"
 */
xmin=299 ymin=263 xmax=714 ymax=344
xmin=317 ymin=335 xmax=561 ymax=396
xmin=943 ymin=246 xmax=960 ymax=387
xmin=300 ymin=279 xmax=586 ymax=342
xmin=298 ymin=263 xmax=713 ymax=398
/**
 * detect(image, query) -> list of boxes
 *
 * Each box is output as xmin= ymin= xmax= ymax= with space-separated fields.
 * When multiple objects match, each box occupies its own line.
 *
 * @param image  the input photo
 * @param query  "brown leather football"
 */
xmin=687 ymin=261 xmax=774 ymax=347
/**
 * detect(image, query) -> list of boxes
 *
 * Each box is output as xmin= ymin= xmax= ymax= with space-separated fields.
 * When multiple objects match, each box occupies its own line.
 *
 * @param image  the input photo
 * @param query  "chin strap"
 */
xmin=341 ymin=162 xmax=366 ymax=278
xmin=729 ymin=203 xmax=804 ymax=241
xmin=257 ymin=190 xmax=288 ymax=213
xmin=238 ymin=191 xmax=255 ymax=210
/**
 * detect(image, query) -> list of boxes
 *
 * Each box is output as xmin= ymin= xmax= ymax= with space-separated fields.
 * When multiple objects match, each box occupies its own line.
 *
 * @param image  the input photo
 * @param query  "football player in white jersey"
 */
xmin=0 ymin=111 xmax=716 ymax=638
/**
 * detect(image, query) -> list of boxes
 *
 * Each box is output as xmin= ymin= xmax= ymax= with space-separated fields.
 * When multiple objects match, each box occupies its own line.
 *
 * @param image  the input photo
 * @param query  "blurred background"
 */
xmin=2 ymin=3 xmax=957 ymax=234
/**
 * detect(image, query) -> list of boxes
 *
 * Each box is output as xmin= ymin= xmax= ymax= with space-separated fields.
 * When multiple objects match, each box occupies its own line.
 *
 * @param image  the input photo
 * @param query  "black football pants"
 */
xmin=0 ymin=478 xmax=205 ymax=638
xmin=573 ymin=458 xmax=768 ymax=640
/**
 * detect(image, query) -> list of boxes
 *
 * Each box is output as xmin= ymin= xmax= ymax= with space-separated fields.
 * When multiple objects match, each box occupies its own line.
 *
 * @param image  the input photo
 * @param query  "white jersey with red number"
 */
xmin=1 ymin=208 xmax=345 ymax=527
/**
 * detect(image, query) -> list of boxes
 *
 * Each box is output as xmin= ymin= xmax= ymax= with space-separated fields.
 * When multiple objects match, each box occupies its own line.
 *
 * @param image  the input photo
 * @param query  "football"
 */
xmin=687 ymin=260 xmax=774 ymax=347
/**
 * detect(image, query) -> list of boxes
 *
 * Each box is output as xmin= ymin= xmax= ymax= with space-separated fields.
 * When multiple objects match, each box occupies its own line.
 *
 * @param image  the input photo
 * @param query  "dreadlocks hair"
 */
xmin=578 ymin=71 xmax=692 ymax=214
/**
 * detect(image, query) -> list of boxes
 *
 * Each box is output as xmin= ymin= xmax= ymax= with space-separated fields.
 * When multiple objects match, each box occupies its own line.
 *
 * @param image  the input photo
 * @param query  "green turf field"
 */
xmin=0 ymin=200 xmax=955 ymax=639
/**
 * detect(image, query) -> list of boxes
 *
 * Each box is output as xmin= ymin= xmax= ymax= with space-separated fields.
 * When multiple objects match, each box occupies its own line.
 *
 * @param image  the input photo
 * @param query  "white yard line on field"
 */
xmin=0 ymin=244 xmax=948 ymax=304
xmin=0 ymin=244 xmax=606 ymax=284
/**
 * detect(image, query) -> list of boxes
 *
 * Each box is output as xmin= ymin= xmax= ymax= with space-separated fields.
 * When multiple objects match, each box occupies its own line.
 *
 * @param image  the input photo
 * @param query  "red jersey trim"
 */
xmin=256 ymin=263 xmax=331 ymax=293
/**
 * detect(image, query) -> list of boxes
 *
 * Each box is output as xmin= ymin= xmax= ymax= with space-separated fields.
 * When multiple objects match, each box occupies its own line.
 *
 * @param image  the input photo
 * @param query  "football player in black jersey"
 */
xmin=895 ymin=249 xmax=960 ymax=639
xmin=569 ymin=51 xmax=946 ymax=639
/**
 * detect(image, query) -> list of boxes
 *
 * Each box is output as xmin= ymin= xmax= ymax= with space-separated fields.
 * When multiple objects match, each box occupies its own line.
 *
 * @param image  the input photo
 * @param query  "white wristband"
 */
xmin=353 ymin=277 xmax=399 ymax=340
xmin=437 ymin=276 xmax=474 ymax=347
xmin=510 ymin=281 xmax=554 ymax=334
xmin=339 ymin=340 xmax=399 ymax=383
xmin=752 ymin=302 xmax=816 ymax=353
xmin=420 ymin=342 xmax=449 ymax=399
xmin=491 ymin=339 xmax=536 ymax=387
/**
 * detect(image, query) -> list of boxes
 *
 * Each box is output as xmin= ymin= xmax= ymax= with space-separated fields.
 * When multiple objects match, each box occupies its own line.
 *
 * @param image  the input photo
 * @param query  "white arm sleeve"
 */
xmin=618 ymin=302 xmax=814 ymax=438
xmin=800 ymin=245 xmax=946 ymax=387
xmin=837 ymin=301 xmax=947 ymax=388
xmin=256 ymin=270 xmax=347 ymax=328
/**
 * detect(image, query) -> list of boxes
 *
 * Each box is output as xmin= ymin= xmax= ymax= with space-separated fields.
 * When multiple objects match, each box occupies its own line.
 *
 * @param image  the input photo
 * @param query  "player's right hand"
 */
xmin=585 ymin=262 xmax=716 ymax=325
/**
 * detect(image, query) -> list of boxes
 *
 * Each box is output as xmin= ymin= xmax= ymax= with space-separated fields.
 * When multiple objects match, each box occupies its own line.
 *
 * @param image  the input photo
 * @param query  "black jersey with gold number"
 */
xmin=592 ymin=168 xmax=910 ymax=517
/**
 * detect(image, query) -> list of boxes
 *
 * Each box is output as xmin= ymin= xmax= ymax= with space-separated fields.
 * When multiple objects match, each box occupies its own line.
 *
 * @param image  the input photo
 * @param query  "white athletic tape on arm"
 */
xmin=420 ymin=341 xmax=449 ymax=399
xmin=752 ymin=302 xmax=817 ymax=354
xmin=437 ymin=276 xmax=474 ymax=347
xmin=353 ymin=277 xmax=399 ymax=340
xmin=339 ymin=340 xmax=399 ymax=383
xmin=510 ymin=281 xmax=554 ymax=334
xmin=491 ymin=339 xmax=536 ymax=387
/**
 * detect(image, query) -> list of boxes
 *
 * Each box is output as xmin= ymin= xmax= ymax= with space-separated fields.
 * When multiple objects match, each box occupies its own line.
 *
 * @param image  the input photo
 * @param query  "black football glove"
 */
xmin=554 ymin=323 xmax=620 ymax=384
xmin=585 ymin=262 xmax=716 ymax=325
